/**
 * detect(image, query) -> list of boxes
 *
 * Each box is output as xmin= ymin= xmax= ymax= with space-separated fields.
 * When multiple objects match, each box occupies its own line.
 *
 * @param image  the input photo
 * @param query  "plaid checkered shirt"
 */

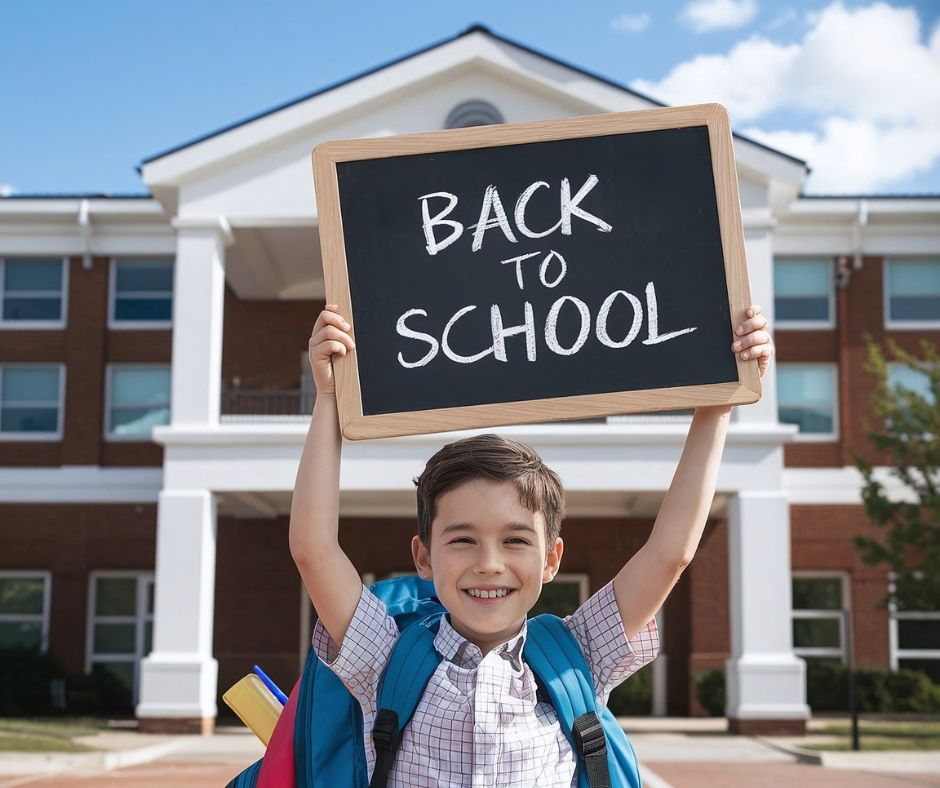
xmin=312 ymin=581 xmax=659 ymax=787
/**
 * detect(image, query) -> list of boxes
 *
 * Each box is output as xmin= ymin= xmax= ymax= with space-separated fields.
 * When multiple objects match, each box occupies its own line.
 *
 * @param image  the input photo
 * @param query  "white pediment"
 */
xmin=141 ymin=28 xmax=804 ymax=224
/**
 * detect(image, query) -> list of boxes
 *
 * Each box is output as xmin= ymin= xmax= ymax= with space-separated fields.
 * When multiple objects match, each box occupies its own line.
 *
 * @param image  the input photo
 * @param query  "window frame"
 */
xmin=888 ymin=573 xmax=940 ymax=675
xmin=0 ymin=257 xmax=69 ymax=330
xmin=0 ymin=570 xmax=52 ymax=653
xmin=0 ymin=363 xmax=66 ymax=442
xmin=791 ymin=570 xmax=850 ymax=664
xmin=103 ymin=363 xmax=171 ymax=442
xmin=773 ymin=257 xmax=835 ymax=330
xmin=107 ymin=257 xmax=174 ymax=330
xmin=777 ymin=362 xmax=840 ymax=443
xmin=85 ymin=571 xmax=155 ymax=705
xmin=883 ymin=258 xmax=940 ymax=330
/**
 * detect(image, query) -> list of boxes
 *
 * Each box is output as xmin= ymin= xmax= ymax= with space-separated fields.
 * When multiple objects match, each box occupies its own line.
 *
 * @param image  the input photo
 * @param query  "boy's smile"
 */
xmin=412 ymin=478 xmax=564 ymax=654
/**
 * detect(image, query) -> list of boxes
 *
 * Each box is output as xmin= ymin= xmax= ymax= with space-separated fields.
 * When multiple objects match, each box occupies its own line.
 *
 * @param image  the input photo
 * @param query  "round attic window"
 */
xmin=445 ymin=100 xmax=504 ymax=129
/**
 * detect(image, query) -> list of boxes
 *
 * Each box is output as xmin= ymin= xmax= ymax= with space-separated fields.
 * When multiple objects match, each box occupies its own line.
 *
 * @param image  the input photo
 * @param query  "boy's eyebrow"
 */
xmin=439 ymin=521 xmax=537 ymax=535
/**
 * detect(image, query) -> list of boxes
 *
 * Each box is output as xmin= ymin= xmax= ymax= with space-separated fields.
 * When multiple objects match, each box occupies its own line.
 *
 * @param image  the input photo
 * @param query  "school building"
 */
xmin=1 ymin=26 xmax=938 ymax=735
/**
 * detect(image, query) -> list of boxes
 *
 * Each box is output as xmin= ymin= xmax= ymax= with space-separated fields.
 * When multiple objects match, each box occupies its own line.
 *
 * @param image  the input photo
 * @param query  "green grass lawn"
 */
xmin=0 ymin=718 xmax=109 ymax=753
xmin=803 ymin=720 xmax=940 ymax=751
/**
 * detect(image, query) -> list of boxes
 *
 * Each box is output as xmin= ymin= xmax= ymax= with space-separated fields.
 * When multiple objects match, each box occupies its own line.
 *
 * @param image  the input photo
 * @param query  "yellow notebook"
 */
xmin=223 ymin=674 xmax=283 ymax=745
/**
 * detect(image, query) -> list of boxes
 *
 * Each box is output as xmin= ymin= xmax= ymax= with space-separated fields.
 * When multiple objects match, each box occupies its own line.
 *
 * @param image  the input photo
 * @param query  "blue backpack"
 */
xmin=228 ymin=576 xmax=641 ymax=787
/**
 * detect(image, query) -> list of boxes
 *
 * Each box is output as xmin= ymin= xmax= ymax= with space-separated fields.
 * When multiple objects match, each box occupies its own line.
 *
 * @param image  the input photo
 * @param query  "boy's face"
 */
xmin=411 ymin=477 xmax=563 ymax=654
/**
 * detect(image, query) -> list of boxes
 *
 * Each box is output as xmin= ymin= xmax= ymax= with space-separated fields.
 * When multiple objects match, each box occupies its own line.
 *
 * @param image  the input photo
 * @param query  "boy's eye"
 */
xmin=448 ymin=537 xmax=474 ymax=545
xmin=505 ymin=537 xmax=531 ymax=545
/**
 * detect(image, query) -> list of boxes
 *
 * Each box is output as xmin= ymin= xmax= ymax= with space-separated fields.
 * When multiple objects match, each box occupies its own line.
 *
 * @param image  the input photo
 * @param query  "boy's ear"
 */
xmin=412 ymin=535 xmax=433 ymax=580
xmin=542 ymin=537 xmax=564 ymax=583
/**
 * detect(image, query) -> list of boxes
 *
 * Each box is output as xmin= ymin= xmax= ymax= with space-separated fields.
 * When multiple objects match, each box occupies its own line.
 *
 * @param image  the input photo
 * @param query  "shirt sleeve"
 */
xmin=564 ymin=581 xmax=660 ymax=702
xmin=311 ymin=585 xmax=400 ymax=706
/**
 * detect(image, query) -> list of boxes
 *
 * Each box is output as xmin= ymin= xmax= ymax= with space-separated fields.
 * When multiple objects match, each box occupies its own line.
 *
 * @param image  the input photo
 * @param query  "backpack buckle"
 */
xmin=372 ymin=709 xmax=400 ymax=752
xmin=572 ymin=712 xmax=606 ymax=757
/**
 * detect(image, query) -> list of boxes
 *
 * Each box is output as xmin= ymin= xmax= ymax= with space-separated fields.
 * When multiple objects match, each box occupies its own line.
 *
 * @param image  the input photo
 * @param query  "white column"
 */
xmin=736 ymin=222 xmax=778 ymax=425
xmin=725 ymin=490 xmax=809 ymax=725
xmin=167 ymin=219 xmax=230 ymax=426
xmin=137 ymin=490 xmax=219 ymax=727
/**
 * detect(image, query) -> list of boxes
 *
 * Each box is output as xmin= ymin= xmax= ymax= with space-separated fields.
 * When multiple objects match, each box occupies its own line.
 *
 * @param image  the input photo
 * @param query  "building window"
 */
xmin=445 ymin=100 xmax=504 ymax=129
xmin=86 ymin=572 xmax=154 ymax=705
xmin=105 ymin=366 xmax=171 ymax=440
xmin=777 ymin=364 xmax=838 ymax=440
xmin=0 ymin=258 xmax=67 ymax=327
xmin=109 ymin=259 xmax=173 ymax=327
xmin=0 ymin=572 xmax=51 ymax=652
xmin=774 ymin=258 xmax=834 ymax=327
xmin=529 ymin=573 xmax=589 ymax=618
xmin=792 ymin=573 xmax=847 ymax=665
xmin=0 ymin=365 xmax=64 ymax=439
xmin=887 ymin=362 xmax=934 ymax=403
xmin=889 ymin=575 xmax=940 ymax=684
xmin=885 ymin=259 xmax=940 ymax=328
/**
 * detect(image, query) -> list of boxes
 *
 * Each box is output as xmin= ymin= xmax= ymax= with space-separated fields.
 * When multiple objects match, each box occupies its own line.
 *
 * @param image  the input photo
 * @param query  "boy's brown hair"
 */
xmin=413 ymin=434 xmax=566 ymax=545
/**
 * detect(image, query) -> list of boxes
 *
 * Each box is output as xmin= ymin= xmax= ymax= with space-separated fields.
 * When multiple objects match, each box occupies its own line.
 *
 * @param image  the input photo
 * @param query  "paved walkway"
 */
xmin=1 ymin=718 xmax=939 ymax=787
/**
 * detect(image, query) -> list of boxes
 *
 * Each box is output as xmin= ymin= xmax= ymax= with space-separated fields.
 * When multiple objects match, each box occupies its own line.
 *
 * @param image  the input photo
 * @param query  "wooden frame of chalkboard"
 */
xmin=313 ymin=103 xmax=760 ymax=440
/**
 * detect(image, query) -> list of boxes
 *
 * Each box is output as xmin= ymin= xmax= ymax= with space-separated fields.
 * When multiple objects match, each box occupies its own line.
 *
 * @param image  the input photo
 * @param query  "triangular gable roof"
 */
xmin=140 ymin=24 xmax=806 ymax=192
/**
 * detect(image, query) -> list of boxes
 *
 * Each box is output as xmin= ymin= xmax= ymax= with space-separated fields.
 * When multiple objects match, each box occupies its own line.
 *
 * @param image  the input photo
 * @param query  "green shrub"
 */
xmin=607 ymin=664 xmax=652 ymax=716
xmin=0 ymin=648 xmax=63 ymax=714
xmin=806 ymin=660 xmax=940 ymax=713
xmin=694 ymin=668 xmax=725 ymax=717
xmin=65 ymin=666 xmax=132 ymax=715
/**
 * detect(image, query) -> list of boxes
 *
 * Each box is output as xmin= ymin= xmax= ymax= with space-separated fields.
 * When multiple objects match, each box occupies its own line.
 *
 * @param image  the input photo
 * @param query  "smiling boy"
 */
xmin=290 ymin=303 xmax=773 ymax=786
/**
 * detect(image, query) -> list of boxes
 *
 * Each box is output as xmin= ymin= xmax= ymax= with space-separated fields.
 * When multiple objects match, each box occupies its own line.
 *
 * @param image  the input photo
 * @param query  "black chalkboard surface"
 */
xmin=313 ymin=104 xmax=759 ymax=440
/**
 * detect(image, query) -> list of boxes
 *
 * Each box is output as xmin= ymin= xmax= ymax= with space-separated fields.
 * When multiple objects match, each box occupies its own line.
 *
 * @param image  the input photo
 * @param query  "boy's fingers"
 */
xmin=738 ymin=342 xmax=773 ymax=361
xmin=731 ymin=331 xmax=771 ymax=351
xmin=311 ymin=324 xmax=355 ymax=348
xmin=734 ymin=314 xmax=769 ymax=336
xmin=318 ymin=340 xmax=347 ymax=357
xmin=313 ymin=311 xmax=352 ymax=334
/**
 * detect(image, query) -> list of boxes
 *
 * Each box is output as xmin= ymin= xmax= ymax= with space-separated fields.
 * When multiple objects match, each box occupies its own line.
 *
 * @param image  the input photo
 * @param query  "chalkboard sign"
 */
xmin=313 ymin=103 xmax=759 ymax=440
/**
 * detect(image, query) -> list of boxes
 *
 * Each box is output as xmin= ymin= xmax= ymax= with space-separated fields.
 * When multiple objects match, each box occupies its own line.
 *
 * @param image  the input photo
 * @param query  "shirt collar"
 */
xmin=434 ymin=615 xmax=527 ymax=670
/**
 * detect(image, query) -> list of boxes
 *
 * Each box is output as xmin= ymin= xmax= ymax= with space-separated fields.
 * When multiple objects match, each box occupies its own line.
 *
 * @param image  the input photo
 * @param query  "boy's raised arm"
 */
xmin=612 ymin=306 xmax=773 ymax=640
xmin=289 ymin=306 xmax=363 ymax=648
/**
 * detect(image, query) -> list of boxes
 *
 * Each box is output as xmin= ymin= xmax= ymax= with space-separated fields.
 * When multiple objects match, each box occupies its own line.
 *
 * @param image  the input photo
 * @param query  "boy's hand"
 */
xmin=732 ymin=304 xmax=773 ymax=378
xmin=308 ymin=305 xmax=355 ymax=398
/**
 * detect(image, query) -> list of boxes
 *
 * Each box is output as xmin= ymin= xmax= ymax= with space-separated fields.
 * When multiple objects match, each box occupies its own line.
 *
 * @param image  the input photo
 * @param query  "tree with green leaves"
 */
xmin=854 ymin=338 xmax=940 ymax=612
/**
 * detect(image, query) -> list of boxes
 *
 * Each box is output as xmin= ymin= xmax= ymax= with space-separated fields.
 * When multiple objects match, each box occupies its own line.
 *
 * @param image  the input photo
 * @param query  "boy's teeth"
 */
xmin=467 ymin=588 xmax=509 ymax=599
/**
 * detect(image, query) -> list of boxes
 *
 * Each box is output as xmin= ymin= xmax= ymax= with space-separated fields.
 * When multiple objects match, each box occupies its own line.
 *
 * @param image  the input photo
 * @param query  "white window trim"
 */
xmin=791 ymin=570 xmax=850 ymax=664
xmin=107 ymin=257 xmax=173 ymax=331
xmin=778 ymin=362 xmax=840 ymax=443
xmin=774 ymin=257 xmax=836 ymax=330
xmin=549 ymin=572 xmax=590 ymax=605
xmin=0 ymin=570 xmax=52 ymax=653
xmin=0 ymin=257 xmax=69 ymax=330
xmin=103 ymin=363 xmax=171 ymax=442
xmin=883 ymin=258 xmax=940 ymax=330
xmin=85 ymin=571 xmax=154 ymax=705
xmin=0 ymin=363 xmax=66 ymax=442
xmin=887 ymin=573 xmax=940 ymax=672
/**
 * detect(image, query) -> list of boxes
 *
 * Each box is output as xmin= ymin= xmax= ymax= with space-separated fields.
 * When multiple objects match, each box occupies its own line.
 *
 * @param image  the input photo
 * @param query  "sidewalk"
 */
xmin=1 ymin=718 xmax=939 ymax=787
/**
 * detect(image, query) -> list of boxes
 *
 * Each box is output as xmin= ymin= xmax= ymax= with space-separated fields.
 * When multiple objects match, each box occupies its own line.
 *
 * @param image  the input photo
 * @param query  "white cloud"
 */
xmin=611 ymin=12 xmax=652 ymax=33
xmin=0 ymin=184 xmax=15 ymax=197
xmin=680 ymin=0 xmax=758 ymax=32
xmin=633 ymin=2 xmax=940 ymax=192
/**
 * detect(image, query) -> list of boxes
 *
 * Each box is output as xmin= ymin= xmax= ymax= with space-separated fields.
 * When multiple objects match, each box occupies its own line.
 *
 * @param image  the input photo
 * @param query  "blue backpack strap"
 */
xmin=369 ymin=614 xmax=443 ymax=788
xmin=525 ymin=615 xmax=618 ymax=788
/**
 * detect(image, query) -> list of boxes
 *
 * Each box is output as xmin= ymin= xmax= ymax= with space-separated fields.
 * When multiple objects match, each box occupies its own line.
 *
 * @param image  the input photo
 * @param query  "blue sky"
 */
xmin=2 ymin=0 xmax=939 ymax=196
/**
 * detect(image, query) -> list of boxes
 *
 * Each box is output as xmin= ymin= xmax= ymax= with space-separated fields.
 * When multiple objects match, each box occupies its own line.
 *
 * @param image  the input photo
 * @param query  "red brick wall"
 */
xmin=0 ymin=256 xmax=168 ymax=468
xmin=0 ymin=503 xmax=156 ymax=674
xmin=221 ymin=289 xmax=322 ymax=391
xmin=777 ymin=257 xmax=940 ymax=468
xmin=790 ymin=504 xmax=890 ymax=667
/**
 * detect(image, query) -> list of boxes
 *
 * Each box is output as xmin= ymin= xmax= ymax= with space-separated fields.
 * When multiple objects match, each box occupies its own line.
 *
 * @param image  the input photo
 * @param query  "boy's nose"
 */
xmin=474 ymin=545 xmax=505 ymax=574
